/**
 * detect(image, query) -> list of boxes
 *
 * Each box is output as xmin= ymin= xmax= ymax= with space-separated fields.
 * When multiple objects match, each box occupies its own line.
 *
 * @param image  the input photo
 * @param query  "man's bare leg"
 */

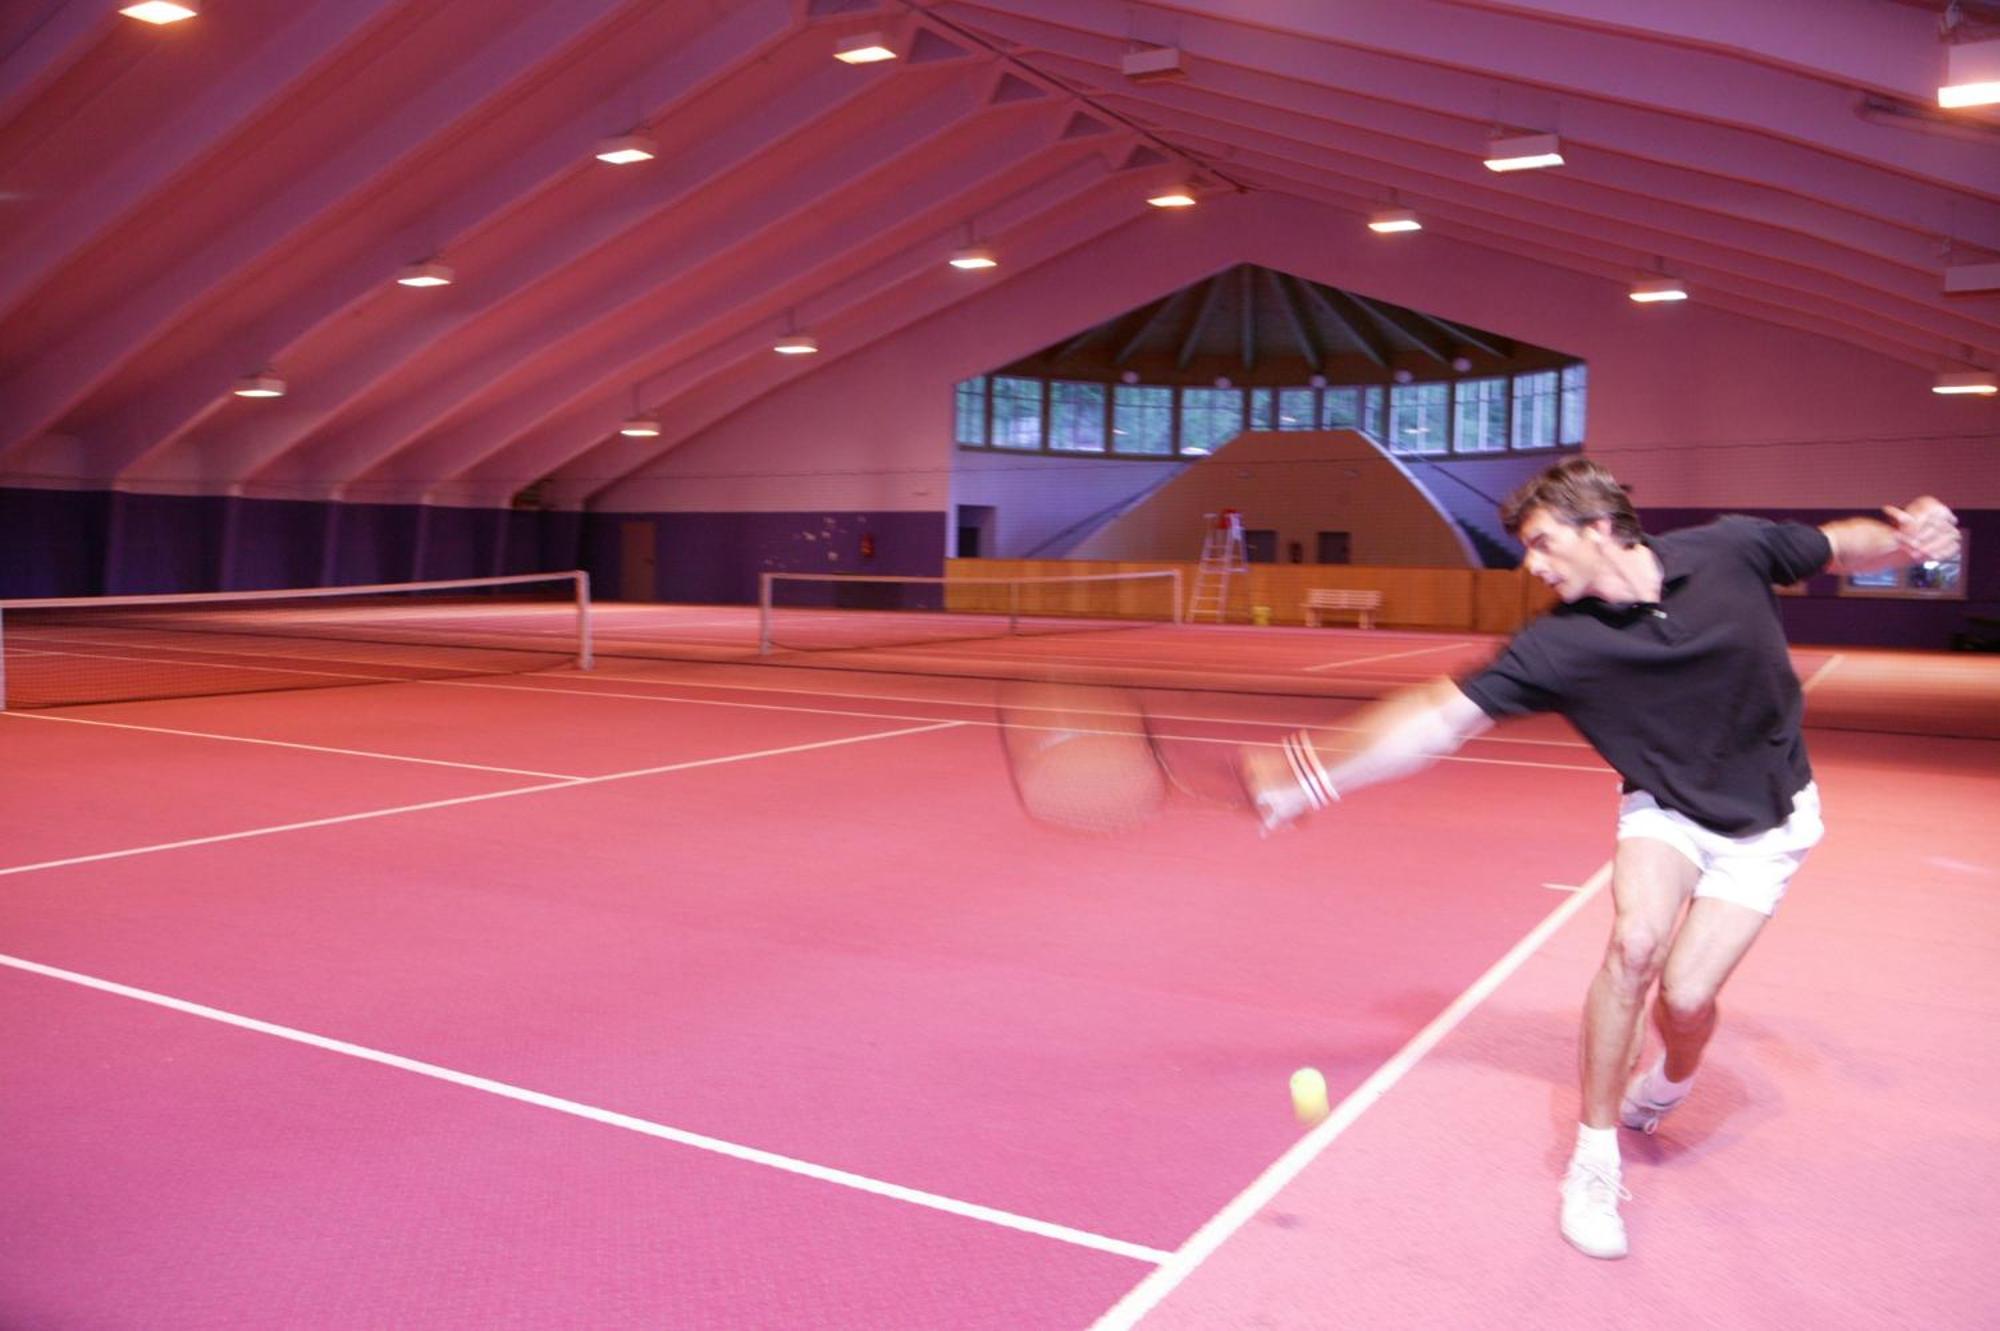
xmin=1561 ymin=837 xmax=1699 ymax=1259
xmin=1580 ymin=838 xmax=1701 ymax=1125
xmin=1653 ymin=896 xmax=1768 ymax=1079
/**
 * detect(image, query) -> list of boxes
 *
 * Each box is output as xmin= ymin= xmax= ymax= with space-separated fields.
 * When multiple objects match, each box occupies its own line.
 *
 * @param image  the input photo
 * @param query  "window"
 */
xmin=1361 ymin=386 xmax=1385 ymax=441
xmin=1512 ymin=371 xmax=1559 ymax=450
xmin=1179 ymin=387 xmax=1244 ymax=454
xmin=1560 ymin=363 xmax=1588 ymax=446
xmin=1248 ymin=387 xmax=1275 ymax=431
xmin=1839 ymin=535 xmax=1968 ymax=600
xmin=990 ymin=376 xmax=1044 ymax=450
xmin=953 ymin=376 xmax=988 ymax=446
xmin=1388 ymin=382 xmax=1449 ymax=455
xmin=1321 ymin=386 xmax=1360 ymax=431
xmin=1453 ymin=377 xmax=1509 ymax=454
xmin=1275 ymin=388 xmax=1317 ymax=429
xmin=1112 ymin=384 xmax=1173 ymax=455
xmin=1048 ymin=380 xmax=1107 ymax=452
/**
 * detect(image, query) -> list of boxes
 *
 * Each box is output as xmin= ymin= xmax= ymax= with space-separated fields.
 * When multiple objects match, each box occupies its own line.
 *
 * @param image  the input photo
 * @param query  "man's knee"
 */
xmin=1656 ymin=980 xmax=1718 ymax=1030
xmin=1605 ymin=923 xmax=1669 ymax=991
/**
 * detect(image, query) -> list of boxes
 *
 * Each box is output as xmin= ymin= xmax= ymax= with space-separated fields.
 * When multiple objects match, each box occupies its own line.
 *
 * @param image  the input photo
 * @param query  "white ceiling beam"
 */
xmin=409 ymin=132 xmax=1110 ymax=490
xmin=958 ymin=0 xmax=1999 ymax=196
xmin=1429 ymin=0 xmax=1949 ymax=101
xmin=530 ymin=183 xmax=1152 ymax=504
xmin=1132 ymin=95 xmax=2000 ymax=350
xmin=0 ymin=0 xmax=114 ymax=128
xmin=256 ymin=80 xmax=1039 ymax=492
xmin=1220 ymin=157 xmax=1968 ymax=370
xmin=0 ymin=0 xmax=409 ymax=321
xmin=0 ymin=0 xmax=648 ymax=467
xmin=943 ymin=3 xmax=2000 ymax=245
xmin=105 ymin=4 xmax=826 ymax=488
xmin=1238 ymin=169 xmax=1960 ymax=372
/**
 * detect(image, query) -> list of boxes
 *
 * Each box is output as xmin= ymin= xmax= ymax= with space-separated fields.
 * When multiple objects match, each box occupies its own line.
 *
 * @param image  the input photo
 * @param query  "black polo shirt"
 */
xmin=1459 ymin=516 xmax=1832 ymax=835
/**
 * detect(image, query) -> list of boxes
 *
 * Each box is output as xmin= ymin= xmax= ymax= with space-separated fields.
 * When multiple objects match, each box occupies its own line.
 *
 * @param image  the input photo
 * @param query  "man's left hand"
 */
xmin=1884 ymin=497 xmax=1961 ymax=563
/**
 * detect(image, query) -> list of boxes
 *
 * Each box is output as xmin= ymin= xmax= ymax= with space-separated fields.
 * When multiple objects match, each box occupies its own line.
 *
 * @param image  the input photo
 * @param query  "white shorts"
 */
xmin=1615 ymin=782 xmax=1824 ymax=917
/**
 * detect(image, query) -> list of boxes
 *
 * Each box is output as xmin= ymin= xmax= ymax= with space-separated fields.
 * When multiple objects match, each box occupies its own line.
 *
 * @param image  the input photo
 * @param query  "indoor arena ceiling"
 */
xmin=995 ymin=263 xmax=1545 ymax=383
xmin=0 ymin=0 xmax=1995 ymax=507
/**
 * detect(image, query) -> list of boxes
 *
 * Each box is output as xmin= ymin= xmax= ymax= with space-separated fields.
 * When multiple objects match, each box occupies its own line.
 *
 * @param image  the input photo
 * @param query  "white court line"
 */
xmin=1801 ymin=652 xmax=1846 ymax=693
xmin=0 ymin=721 xmax=961 ymax=879
xmin=11 ymin=668 xmax=1600 ymax=778
xmin=428 ymin=677 xmax=1610 ymax=776
xmin=1302 ymin=642 xmax=1475 ymax=673
xmin=1090 ymin=859 xmax=1616 ymax=1331
xmin=0 ymin=711 xmax=577 ymax=780
xmin=439 ymin=668 xmax=1596 ymax=750
xmin=0 ymin=952 xmax=1170 ymax=1266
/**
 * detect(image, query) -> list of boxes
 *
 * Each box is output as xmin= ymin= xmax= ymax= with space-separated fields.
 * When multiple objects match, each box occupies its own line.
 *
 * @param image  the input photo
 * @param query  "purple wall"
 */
xmin=584 ymin=510 xmax=946 ymax=604
xmin=105 ymin=492 xmax=229 ymax=594
xmin=0 ymin=487 xmax=584 ymax=597
xmin=226 ymin=497 xmax=330 ymax=590
xmin=1 ymin=488 xmax=111 ymax=596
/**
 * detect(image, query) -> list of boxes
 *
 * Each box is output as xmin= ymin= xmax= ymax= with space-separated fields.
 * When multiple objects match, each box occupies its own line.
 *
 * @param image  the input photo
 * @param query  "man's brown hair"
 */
xmin=1500 ymin=458 xmax=1643 ymax=546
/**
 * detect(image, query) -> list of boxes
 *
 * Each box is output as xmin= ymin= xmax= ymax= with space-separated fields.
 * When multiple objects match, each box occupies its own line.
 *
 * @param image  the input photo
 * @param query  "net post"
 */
xmin=1007 ymin=578 xmax=1020 ymax=635
xmin=758 ymin=573 xmax=775 ymax=655
xmin=1169 ymin=569 xmax=1184 ymax=624
xmin=573 ymin=570 xmax=594 ymax=671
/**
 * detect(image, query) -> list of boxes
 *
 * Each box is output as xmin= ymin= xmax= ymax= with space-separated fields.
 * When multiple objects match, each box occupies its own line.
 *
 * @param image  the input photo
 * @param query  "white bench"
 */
xmin=1302 ymin=587 xmax=1382 ymax=629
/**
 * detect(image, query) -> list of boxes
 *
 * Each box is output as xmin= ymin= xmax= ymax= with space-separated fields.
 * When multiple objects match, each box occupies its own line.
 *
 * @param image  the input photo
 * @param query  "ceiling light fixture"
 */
xmin=232 ymin=372 xmax=286 ymax=399
xmin=1483 ymin=132 xmax=1564 ymax=172
xmin=619 ymin=414 xmax=662 ymax=437
xmin=1944 ymin=260 xmax=2000 ymax=294
xmin=774 ymin=334 xmax=819 ymax=355
xmin=948 ymin=245 xmax=997 ymax=270
xmin=1629 ymin=277 xmax=1688 ymax=303
xmin=594 ymin=134 xmax=656 ymax=165
xmin=1367 ymin=208 xmax=1421 ymax=234
xmin=1932 ymin=369 xmax=1998 ymax=395
xmin=1121 ymin=46 xmax=1185 ymax=82
xmin=120 ymin=2 xmax=198 ymax=23
xmin=1146 ymin=184 xmax=1198 ymax=208
xmin=1939 ymin=37 xmax=2000 ymax=108
xmin=396 ymin=261 xmax=455 ymax=288
xmin=834 ymin=33 xmax=897 ymax=64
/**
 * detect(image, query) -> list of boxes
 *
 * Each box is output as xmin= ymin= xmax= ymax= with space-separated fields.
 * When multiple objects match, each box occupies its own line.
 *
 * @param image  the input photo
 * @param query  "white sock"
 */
xmin=1573 ymin=1123 xmax=1620 ymax=1169
xmin=1641 ymin=1055 xmax=1695 ymax=1103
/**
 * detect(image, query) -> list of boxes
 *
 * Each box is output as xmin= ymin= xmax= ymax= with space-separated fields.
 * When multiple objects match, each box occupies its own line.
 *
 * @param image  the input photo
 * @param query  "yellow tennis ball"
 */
xmin=1290 ymin=1067 xmax=1330 ymax=1124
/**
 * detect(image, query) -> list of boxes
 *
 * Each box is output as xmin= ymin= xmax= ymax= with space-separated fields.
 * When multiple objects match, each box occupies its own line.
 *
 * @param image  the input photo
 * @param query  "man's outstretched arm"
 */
xmin=1821 ymin=496 xmax=1960 ymax=574
xmin=1244 ymin=678 xmax=1493 ymax=830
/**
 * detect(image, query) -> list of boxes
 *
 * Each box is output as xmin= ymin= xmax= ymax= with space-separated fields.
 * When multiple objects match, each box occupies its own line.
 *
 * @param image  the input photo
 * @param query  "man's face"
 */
xmin=1518 ymin=508 xmax=1609 ymax=603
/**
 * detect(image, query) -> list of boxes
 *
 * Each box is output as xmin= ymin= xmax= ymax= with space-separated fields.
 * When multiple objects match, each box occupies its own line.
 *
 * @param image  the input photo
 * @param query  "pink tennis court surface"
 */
xmin=2 ymin=613 xmax=1995 ymax=1328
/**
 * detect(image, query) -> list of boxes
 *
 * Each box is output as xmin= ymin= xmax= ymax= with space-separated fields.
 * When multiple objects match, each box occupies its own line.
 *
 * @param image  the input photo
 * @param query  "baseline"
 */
xmin=0 ymin=951 xmax=1170 ymax=1267
xmin=0 ymin=721 xmax=960 ymax=879
xmin=1090 ymin=859 xmax=1616 ymax=1330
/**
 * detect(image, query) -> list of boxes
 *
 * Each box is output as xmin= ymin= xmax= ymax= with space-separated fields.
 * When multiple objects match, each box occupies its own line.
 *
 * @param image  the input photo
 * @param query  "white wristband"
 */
xmin=1282 ymin=731 xmax=1339 ymax=809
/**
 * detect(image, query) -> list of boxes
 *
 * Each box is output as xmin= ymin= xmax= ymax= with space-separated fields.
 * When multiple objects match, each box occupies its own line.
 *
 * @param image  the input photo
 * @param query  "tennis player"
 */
xmin=1244 ymin=458 xmax=1961 ymax=1259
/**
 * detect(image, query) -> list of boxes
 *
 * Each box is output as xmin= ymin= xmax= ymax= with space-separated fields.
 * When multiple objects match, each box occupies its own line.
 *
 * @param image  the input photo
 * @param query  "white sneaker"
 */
xmin=1559 ymin=1158 xmax=1631 ymax=1259
xmin=1619 ymin=1066 xmax=1687 ymax=1135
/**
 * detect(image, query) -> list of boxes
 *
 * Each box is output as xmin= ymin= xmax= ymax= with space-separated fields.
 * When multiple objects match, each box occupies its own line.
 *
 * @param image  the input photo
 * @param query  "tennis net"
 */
xmin=758 ymin=569 xmax=1183 ymax=654
xmin=0 ymin=571 xmax=592 ymax=710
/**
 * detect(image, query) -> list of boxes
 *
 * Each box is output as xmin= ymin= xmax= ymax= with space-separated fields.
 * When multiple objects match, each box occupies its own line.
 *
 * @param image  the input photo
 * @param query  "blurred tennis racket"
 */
xmin=995 ymin=681 xmax=1255 ymax=835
